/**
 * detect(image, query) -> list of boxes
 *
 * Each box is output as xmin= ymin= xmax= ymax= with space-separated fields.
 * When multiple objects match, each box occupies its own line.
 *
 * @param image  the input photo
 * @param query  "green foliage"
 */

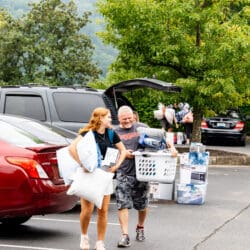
xmin=0 ymin=9 xmax=23 ymax=82
xmin=0 ymin=0 xmax=117 ymax=77
xmin=122 ymin=88 xmax=180 ymax=128
xmin=97 ymin=0 xmax=250 ymax=141
xmin=0 ymin=0 xmax=101 ymax=85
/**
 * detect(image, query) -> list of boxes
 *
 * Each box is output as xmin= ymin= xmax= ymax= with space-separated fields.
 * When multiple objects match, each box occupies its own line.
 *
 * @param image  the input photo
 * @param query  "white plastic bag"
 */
xmin=164 ymin=108 xmax=175 ymax=124
xmin=137 ymin=127 xmax=165 ymax=140
xmin=56 ymin=146 xmax=81 ymax=185
xmin=153 ymin=110 xmax=164 ymax=120
xmin=67 ymin=168 xmax=114 ymax=209
xmin=76 ymin=130 xmax=98 ymax=172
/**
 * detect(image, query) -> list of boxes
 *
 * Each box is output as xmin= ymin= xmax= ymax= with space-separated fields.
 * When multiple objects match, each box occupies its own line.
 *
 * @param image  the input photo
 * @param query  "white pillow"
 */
xmin=56 ymin=146 xmax=81 ymax=185
xmin=76 ymin=130 xmax=98 ymax=172
xmin=67 ymin=168 xmax=114 ymax=209
xmin=153 ymin=109 xmax=163 ymax=120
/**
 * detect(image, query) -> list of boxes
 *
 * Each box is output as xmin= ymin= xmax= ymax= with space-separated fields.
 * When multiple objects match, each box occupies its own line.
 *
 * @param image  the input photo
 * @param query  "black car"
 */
xmin=201 ymin=109 xmax=249 ymax=146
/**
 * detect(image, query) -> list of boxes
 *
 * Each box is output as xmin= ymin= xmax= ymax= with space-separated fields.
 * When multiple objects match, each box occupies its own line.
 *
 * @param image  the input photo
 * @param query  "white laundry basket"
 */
xmin=133 ymin=151 xmax=177 ymax=183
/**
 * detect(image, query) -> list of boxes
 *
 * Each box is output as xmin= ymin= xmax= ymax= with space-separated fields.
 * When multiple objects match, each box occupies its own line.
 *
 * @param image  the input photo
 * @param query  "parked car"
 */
xmin=201 ymin=109 xmax=249 ymax=146
xmin=0 ymin=114 xmax=78 ymax=226
xmin=0 ymin=78 xmax=181 ymax=133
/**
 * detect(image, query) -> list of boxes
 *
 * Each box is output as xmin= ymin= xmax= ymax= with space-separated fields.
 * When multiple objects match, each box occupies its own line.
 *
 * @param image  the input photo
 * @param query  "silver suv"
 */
xmin=0 ymin=78 xmax=181 ymax=133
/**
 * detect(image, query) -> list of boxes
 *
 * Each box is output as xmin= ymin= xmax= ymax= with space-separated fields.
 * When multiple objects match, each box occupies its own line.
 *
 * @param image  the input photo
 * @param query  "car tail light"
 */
xmin=5 ymin=157 xmax=49 ymax=179
xmin=201 ymin=120 xmax=208 ymax=128
xmin=234 ymin=121 xmax=245 ymax=130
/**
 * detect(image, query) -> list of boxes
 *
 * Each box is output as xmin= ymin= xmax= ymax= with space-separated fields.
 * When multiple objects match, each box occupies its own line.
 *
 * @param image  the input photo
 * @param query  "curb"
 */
xmin=209 ymin=155 xmax=250 ymax=165
xmin=176 ymin=146 xmax=250 ymax=166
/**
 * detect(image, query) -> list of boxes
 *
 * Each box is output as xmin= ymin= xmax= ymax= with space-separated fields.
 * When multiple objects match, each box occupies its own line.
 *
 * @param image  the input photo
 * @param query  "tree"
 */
xmin=97 ymin=0 xmax=250 ymax=141
xmin=0 ymin=0 xmax=101 ymax=85
xmin=0 ymin=0 xmax=117 ymax=78
xmin=0 ymin=9 xmax=24 ymax=83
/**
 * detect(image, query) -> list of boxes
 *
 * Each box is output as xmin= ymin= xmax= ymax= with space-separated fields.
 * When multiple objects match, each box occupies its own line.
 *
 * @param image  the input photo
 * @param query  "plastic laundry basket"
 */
xmin=133 ymin=151 xmax=177 ymax=183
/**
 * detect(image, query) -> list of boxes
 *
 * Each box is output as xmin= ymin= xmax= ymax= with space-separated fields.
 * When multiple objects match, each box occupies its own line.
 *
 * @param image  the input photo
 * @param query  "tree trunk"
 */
xmin=191 ymin=109 xmax=203 ymax=143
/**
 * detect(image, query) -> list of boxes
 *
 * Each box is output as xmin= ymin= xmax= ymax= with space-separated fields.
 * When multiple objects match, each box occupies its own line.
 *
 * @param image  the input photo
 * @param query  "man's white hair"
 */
xmin=117 ymin=105 xmax=133 ymax=116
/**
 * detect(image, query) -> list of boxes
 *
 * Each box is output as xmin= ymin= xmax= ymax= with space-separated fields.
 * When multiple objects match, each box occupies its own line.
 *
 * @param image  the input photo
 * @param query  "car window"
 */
xmin=4 ymin=95 xmax=46 ymax=121
xmin=0 ymin=121 xmax=43 ymax=146
xmin=53 ymin=92 xmax=105 ymax=123
xmin=0 ymin=119 xmax=69 ymax=146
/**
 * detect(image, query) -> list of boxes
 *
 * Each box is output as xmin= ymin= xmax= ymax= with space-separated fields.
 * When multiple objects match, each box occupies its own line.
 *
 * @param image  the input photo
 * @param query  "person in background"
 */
xmin=164 ymin=104 xmax=179 ymax=132
xmin=133 ymin=110 xmax=148 ymax=126
xmin=133 ymin=110 xmax=140 ymax=122
xmin=69 ymin=107 xmax=126 ymax=250
xmin=159 ymin=103 xmax=168 ymax=131
xmin=180 ymin=103 xmax=193 ymax=145
xmin=175 ymin=102 xmax=184 ymax=124
xmin=158 ymin=103 xmax=178 ymax=132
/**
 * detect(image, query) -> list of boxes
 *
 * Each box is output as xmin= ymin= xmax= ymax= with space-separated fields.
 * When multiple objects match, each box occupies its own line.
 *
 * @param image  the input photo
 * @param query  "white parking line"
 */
xmin=0 ymin=218 xmax=119 ymax=250
xmin=32 ymin=217 xmax=120 ymax=226
xmin=0 ymin=245 xmax=67 ymax=250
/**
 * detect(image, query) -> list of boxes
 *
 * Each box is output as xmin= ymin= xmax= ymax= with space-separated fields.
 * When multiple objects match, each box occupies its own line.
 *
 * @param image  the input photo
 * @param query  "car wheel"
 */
xmin=238 ymin=139 xmax=246 ymax=146
xmin=0 ymin=216 xmax=32 ymax=226
xmin=201 ymin=138 xmax=208 ymax=145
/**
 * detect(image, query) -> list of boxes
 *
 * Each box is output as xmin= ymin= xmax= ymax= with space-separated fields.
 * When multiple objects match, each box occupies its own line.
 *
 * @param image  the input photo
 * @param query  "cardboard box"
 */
xmin=179 ymin=165 xmax=207 ymax=185
xmin=179 ymin=153 xmax=189 ymax=165
xmin=176 ymin=183 xmax=207 ymax=205
xmin=189 ymin=151 xmax=209 ymax=166
xmin=179 ymin=165 xmax=192 ymax=184
xmin=191 ymin=171 xmax=207 ymax=184
xmin=149 ymin=182 xmax=174 ymax=200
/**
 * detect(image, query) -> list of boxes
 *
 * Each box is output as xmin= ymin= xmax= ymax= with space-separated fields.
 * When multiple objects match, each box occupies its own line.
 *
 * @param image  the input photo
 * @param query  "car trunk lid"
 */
xmin=207 ymin=117 xmax=241 ymax=129
xmin=26 ymin=145 xmax=65 ymax=185
xmin=104 ymin=78 xmax=182 ymax=109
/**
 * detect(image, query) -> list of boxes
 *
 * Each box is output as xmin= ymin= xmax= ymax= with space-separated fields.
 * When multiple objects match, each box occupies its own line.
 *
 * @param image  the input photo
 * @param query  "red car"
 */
xmin=0 ymin=114 xmax=78 ymax=225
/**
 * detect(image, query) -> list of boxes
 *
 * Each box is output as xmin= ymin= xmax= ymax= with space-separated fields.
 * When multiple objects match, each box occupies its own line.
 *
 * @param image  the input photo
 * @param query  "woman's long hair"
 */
xmin=78 ymin=107 xmax=110 ymax=134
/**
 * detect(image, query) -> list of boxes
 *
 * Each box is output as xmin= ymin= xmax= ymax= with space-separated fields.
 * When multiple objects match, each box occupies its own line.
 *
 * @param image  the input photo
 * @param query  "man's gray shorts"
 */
xmin=115 ymin=172 xmax=149 ymax=210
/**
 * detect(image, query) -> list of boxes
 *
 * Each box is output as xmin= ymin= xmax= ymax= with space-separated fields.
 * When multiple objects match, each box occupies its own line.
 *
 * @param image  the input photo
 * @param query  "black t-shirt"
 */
xmin=80 ymin=129 xmax=120 ymax=160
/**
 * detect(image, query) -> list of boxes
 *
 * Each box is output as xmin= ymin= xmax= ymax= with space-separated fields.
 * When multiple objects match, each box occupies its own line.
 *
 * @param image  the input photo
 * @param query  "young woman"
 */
xmin=69 ymin=107 xmax=126 ymax=250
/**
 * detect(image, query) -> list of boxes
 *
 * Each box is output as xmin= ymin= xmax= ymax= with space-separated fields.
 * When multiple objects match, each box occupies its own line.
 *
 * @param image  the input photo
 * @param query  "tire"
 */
xmin=201 ymin=137 xmax=208 ymax=145
xmin=238 ymin=139 xmax=246 ymax=146
xmin=0 ymin=216 xmax=32 ymax=226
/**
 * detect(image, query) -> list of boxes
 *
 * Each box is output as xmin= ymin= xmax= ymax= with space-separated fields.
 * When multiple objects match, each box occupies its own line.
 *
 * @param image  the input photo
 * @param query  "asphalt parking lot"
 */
xmin=1 ymin=164 xmax=250 ymax=250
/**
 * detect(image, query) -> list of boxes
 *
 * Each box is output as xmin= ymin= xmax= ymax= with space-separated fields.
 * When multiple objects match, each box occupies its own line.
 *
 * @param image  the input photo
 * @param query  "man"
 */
xmin=114 ymin=105 xmax=149 ymax=247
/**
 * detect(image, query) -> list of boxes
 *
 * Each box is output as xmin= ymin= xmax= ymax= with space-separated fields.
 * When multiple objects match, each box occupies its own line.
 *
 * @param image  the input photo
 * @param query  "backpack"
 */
xmin=95 ymin=128 xmax=115 ymax=167
xmin=107 ymin=128 xmax=114 ymax=144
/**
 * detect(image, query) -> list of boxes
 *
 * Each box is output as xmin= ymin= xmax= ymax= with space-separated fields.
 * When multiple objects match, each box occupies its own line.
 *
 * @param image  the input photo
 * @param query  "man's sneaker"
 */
xmin=80 ymin=234 xmax=90 ymax=250
xmin=117 ymin=234 xmax=131 ymax=247
xmin=95 ymin=240 xmax=106 ymax=250
xmin=136 ymin=227 xmax=145 ymax=241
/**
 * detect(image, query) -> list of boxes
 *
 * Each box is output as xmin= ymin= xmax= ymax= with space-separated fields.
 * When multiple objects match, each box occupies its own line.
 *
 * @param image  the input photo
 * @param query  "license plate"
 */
xmin=217 ymin=122 xmax=225 ymax=128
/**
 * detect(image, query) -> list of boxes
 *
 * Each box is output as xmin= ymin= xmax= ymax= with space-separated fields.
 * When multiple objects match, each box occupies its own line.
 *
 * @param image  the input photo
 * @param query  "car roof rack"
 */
xmin=1 ymin=83 xmax=98 ymax=92
xmin=1 ymin=83 xmax=49 ymax=88
xmin=49 ymin=85 xmax=98 ymax=92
